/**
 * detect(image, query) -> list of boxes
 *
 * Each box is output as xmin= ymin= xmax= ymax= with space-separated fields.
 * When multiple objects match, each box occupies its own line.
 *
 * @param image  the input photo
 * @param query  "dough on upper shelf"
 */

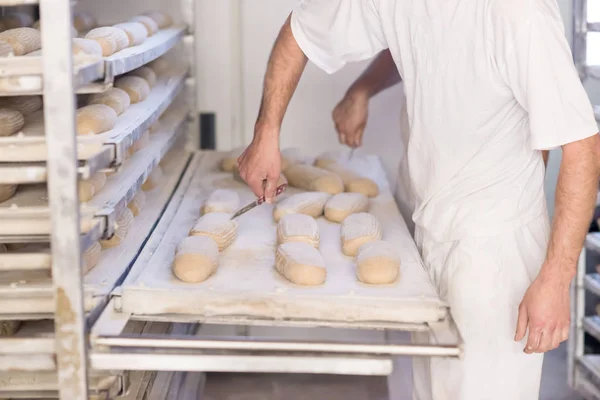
xmin=84 ymin=27 xmax=126 ymax=56
xmin=88 ymin=88 xmax=131 ymax=116
xmin=142 ymin=11 xmax=173 ymax=29
xmin=173 ymin=235 xmax=219 ymax=283
xmin=0 ymin=40 xmax=13 ymax=56
xmin=0 ymin=96 xmax=42 ymax=117
xmin=202 ymin=189 xmax=240 ymax=215
xmin=324 ymin=192 xmax=369 ymax=223
xmin=314 ymin=157 xmax=379 ymax=198
xmin=113 ymin=22 xmax=148 ymax=46
xmin=277 ymin=214 xmax=319 ymax=248
xmin=128 ymin=190 xmax=147 ymax=216
xmin=356 ymin=240 xmax=400 ymax=284
xmin=275 ymin=242 xmax=326 ymax=286
xmin=72 ymin=38 xmax=103 ymax=56
xmin=73 ymin=11 xmax=97 ymax=33
xmin=130 ymin=15 xmax=159 ymax=36
xmin=0 ymin=321 xmax=21 ymax=337
xmin=284 ymin=164 xmax=343 ymax=195
xmin=340 ymin=212 xmax=382 ymax=257
xmin=273 ymin=191 xmax=331 ymax=223
xmin=0 ymin=28 xmax=41 ymax=55
xmin=0 ymin=108 xmax=24 ymax=137
xmin=128 ymin=66 xmax=157 ymax=87
xmin=100 ymin=208 xmax=134 ymax=249
xmin=82 ymin=241 xmax=102 ymax=274
xmin=219 ymin=147 xmax=245 ymax=172
xmin=142 ymin=165 xmax=163 ymax=191
xmin=189 ymin=212 xmax=238 ymax=251
xmin=79 ymin=171 xmax=107 ymax=202
xmin=115 ymin=76 xmax=151 ymax=104
xmin=76 ymin=104 xmax=118 ymax=136
xmin=0 ymin=184 xmax=17 ymax=203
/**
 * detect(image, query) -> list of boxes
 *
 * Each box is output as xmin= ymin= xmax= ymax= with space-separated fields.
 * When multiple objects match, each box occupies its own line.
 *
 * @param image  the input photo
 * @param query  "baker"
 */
xmin=237 ymin=1 xmax=600 ymax=398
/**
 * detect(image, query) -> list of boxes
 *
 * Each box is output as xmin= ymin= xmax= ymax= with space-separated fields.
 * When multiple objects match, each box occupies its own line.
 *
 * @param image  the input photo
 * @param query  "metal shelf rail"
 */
xmin=570 ymin=1 xmax=600 ymax=397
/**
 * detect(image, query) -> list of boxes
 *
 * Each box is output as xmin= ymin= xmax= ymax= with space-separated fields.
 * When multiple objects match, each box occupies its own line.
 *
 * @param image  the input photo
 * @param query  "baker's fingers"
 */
xmin=551 ymin=329 xmax=562 ymax=352
xmin=561 ymin=326 xmax=569 ymax=342
xmin=339 ymin=132 xmax=348 ymax=146
xmin=264 ymin=174 xmax=278 ymax=203
xmin=525 ymin=326 xmax=542 ymax=354
xmin=536 ymin=330 xmax=553 ymax=353
xmin=356 ymin=127 xmax=365 ymax=147
xmin=246 ymin=173 xmax=265 ymax=198
xmin=514 ymin=305 xmax=528 ymax=342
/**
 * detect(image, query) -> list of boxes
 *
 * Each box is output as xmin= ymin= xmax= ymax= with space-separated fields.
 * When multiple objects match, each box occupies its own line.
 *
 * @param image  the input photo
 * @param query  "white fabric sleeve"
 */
xmin=290 ymin=0 xmax=387 ymax=74
xmin=497 ymin=5 xmax=598 ymax=150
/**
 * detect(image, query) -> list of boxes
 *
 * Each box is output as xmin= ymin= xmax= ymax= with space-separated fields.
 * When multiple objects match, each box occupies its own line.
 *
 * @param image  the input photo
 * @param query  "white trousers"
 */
xmin=412 ymin=213 xmax=550 ymax=400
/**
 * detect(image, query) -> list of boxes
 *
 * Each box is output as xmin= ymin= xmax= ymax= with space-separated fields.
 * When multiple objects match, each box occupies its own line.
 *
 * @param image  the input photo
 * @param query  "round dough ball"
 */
xmin=172 ymin=236 xmax=219 ymax=283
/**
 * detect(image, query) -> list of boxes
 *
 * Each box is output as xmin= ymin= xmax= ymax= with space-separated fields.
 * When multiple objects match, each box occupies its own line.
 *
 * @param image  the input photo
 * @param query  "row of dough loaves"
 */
xmin=220 ymin=149 xmax=379 ymax=197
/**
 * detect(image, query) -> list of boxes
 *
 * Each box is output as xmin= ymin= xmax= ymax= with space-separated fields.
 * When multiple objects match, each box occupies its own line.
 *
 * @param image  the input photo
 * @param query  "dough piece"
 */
xmin=0 ymin=321 xmax=21 ymax=337
xmin=142 ymin=166 xmax=163 ymax=190
xmin=219 ymin=147 xmax=244 ymax=172
xmin=202 ymin=189 xmax=240 ymax=214
xmin=277 ymin=214 xmax=319 ymax=248
xmin=356 ymin=240 xmax=400 ymax=284
xmin=142 ymin=11 xmax=173 ymax=29
xmin=275 ymin=242 xmax=326 ymax=286
xmin=0 ymin=40 xmax=13 ymax=56
xmin=113 ymin=22 xmax=148 ymax=46
xmin=128 ymin=66 xmax=157 ymax=87
xmin=148 ymin=56 xmax=171 ymax=75
xmin=72 ymin=38 xmax=103 ymax=56
xmin=0 ymin=28 xmax=41 ymax=55
xmin=115 ymin=76 xmax=151 ymax=103
xmin=273 ymin=192 xmax=331 ymax=222
xmin=0 ymin=109 xmax=24 ymax=137
xmin=0 ymin=96 xmax=42 ymax=117
xmin=85 ymin=27 xmax=129 ymax=53
xmin=189 ymin=212 xmax=238 ymax=251
xmin=3 ymin=12 xmax=34 ymax=30
xmin=340 ymin=212 xmax=382 ymax=257
xmin=128 ymin=190 xmax=146 ymax=216
xmin=76 ymin=104 xmax=118 ymax=136
xmin=130 ymin=15 xmax=159 ymax=36
xmin=0 ymin=184 xmax=17 ymax=203
xmin=100 ymin=208 xmax=134 ymax=249
xmin=172 ymin=236 xmax=219 ymax=283
xmin=324 ymin=193 xmax=369 ymax=223
xmin=88 ymin=87 xmax=131 ymax=116
xmin=79 ymin=172 xmax=107 ymax=202
xmin=73 ymin=12 xmax=97 ymax=33
xmin=314 ymin=158 xmax=379 ymax=198
xmin=82 ymin=241 xmax=102 ymax=274
xmin=284 ymin=164 xmax=343 ymax=195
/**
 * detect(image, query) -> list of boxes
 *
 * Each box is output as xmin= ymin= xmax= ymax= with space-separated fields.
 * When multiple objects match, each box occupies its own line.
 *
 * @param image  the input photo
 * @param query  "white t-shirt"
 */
xmin=291 ymin=0 xmax=598 ymax=242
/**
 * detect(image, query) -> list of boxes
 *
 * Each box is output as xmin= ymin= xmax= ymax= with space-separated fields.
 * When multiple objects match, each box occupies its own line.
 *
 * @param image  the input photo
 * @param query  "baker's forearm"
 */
xmin=347 ymin=49 xmax=401 ymax=98
xmin=255 ymin=15 xmax=307 ymax=142
xmin=544 ymin=135 xmax=600 ymax=279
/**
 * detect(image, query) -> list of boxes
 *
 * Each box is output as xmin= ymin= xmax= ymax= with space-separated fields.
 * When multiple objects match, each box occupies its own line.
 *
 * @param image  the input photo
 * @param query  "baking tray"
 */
xmin=120 ymin=151 xmax=448 ymax=327
xmin=0 ymin=146 xmax=189 ymax=315
xmin=0 ymin=70 xmax=187 ymax=163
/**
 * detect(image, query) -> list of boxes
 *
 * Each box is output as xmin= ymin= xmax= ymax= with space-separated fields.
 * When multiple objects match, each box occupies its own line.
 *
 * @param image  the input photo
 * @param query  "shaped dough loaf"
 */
xmin=356 ymin=240 xmax=400 ymax=284
xmin=314 ymin=157 xmax=379 ymax=197
xmin=113 ymin=22 xmax=148 ymax=46
xmin=142 ymin=11 xmax=173 ymax=29
xmin=202 ymin=189 xmax=240 ymax=215
xmin=130 ymin=15 xmax=159 ymax=36
xmin=277 ymin=214 xmax=319 ymax=248
xmin=275 ymin=242 xmax=326 ymax=286
xmin=0 ymin=108 xmax=24 ymax=137
xmin=189 ymin=212 xmax=238 ymax=251
xmin=0 ymin=28 xmax=40 ymax=55
xmin=128 ymin=66 xmax=157 ymax=87
xmin=88 ymin=88 xmax=131 ymax=116
xmin=324 ymin=193 xmax=369 ymax=223
xmin=273 ymin=192 xmax=331 ymax=222
xmin=115 ymin=76 xmax=151 ymax=103
xmin=128 ymin=190 xmax=146 ymax=216
xmin=79 ymin=172 xmax=107 ymax=202
xmin=85 ymin=26 xmax=129 ymax=54
xmin=340 ymin=212 xmax=382 ymax=257
xmin=172 ymin=236 xmax=219 ymax=283
xmin=72 ymin=38 xmax=103 ymax=57
xmin=284 ymin=164 xmax=343 ymax=194
xmin=76 ymin=104 xmax=118 ymax=136
xmin=0 ymin=321 xmax=21 ymax=337
xmin=82 ymin=241 xmax=102 ymax=274
xmin=100 ymin=208 xmax=134 ymax=249
xmin=0 ymin=184 xmax=17 ymax=203
xmin=220 ymin=147 xmax=244 ymax=172
xmin=142 ymin=166 xmax=163 ymax=190
xmin=0 ymin=96 xmax=42 ymax=117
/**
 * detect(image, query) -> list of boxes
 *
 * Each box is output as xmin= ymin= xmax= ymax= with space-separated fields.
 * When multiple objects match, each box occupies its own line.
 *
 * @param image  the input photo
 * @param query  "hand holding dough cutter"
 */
xmin=230 ymin=182 xmax=287 ymax=220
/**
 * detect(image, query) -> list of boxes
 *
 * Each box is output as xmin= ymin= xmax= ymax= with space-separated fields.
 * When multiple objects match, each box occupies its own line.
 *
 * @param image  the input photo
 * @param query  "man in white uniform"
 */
xmin=237 ymin=1 xmax=600 ymax=398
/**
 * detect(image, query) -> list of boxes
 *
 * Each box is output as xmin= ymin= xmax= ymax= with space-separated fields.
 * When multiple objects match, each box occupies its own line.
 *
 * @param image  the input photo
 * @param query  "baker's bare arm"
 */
xmin=237 ymin=15 xmax=307 ymax=199
xmin=334 ymin=50 xmax=401 ymax=147
xmin=517 ymin=134 xmax=600 ymax=352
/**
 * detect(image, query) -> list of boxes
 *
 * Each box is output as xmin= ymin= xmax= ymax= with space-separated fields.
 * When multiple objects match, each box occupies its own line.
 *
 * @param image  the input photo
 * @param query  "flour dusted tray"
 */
xmin=120 ymin=151 xmax=448 ymax=328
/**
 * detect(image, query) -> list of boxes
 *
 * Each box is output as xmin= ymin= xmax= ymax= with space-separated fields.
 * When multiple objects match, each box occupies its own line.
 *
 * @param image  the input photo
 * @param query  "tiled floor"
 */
xmin=203 ymin=341 xmax=582 ymax=399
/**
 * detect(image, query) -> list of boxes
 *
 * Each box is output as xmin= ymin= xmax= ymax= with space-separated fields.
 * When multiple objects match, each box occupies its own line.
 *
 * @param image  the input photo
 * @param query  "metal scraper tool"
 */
xmin=230 ymin=183 xmax=287 ymax=220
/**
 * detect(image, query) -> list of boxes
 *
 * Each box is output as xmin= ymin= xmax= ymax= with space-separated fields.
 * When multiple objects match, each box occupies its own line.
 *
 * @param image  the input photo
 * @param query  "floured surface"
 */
xmin=122 ymin=151 xmax=447 ymax=326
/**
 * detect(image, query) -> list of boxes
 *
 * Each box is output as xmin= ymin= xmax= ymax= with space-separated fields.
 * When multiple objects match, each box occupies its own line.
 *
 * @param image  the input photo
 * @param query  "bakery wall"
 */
xmin=197 ymin=0 xmax=588 ymax=219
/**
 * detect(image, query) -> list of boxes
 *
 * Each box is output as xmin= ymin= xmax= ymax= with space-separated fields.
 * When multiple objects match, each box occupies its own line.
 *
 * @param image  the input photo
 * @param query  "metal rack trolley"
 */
xmin=570 ymin=1 xmax=600 ymax=398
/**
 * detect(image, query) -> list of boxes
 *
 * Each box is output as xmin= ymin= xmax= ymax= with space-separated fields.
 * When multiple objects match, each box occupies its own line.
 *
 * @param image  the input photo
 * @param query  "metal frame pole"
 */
xmin=39 ymin=0 xmax=89 ymax=398
xmin=573 ymin=0 xmax=588 ymax=80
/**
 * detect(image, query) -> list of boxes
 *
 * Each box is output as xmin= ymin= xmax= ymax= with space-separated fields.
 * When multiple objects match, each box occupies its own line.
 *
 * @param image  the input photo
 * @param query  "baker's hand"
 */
xmin=237 ymin=136 xmax=281 ymax=202
xmin=515 ymin=268 xmax=571 ymax=354
xmin=332 ymin=89 xmax=369 ymax=148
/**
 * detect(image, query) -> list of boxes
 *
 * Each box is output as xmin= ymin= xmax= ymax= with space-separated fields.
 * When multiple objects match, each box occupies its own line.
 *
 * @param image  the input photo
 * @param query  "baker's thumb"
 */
xmin=264 ymin=175 xmax=278 ymax=203
xmin=514 ymin=305 xmax=528 ymax=342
